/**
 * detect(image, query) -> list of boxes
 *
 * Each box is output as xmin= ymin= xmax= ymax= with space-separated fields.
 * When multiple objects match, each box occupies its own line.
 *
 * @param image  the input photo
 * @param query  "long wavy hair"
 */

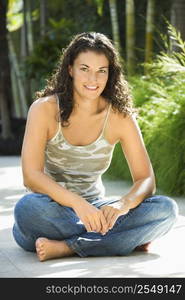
xmin=35 ymin=32 xmax=135 ymax=126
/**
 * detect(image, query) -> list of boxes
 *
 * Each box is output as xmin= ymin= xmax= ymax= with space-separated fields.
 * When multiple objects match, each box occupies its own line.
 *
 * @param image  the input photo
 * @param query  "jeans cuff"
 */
xmin=65 ymin=237 xmax=87 ymax=257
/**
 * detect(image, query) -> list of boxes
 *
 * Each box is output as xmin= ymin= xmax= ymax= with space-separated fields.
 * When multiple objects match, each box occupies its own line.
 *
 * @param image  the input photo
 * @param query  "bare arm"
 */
xmin=119 ymin=113 xmax=156 ymax=208
xmin=21 ymin=99 xmax=80 ymax=208
xmin=101 ymin=113 xmax=156 ymax=229
xmin=22 ymin=98 xmax=108 ymax=234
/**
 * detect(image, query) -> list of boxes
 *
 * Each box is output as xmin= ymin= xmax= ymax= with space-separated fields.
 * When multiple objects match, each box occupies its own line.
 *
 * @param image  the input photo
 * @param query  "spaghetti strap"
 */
xmin=55 ymin=93 xmax=61 ymax=129
xmin=102 ymin=103 xmax=111 ymax=134
xmin=55 ymin=93 xmax=60 ymax=110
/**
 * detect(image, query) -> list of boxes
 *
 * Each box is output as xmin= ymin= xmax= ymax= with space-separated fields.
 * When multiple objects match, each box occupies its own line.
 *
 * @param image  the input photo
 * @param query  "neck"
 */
xmin=73 ymin=94 xmax=103 ymax=115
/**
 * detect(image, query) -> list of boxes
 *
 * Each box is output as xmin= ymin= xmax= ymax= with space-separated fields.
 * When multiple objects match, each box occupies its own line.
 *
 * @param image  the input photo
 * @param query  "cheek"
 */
xmin=98 ymin=71 xmax=109 ymax=81
xmin=100 ymin=75 xmax=109 ymax=86
xmin=73 ymin=70 xmax=86 ymax=82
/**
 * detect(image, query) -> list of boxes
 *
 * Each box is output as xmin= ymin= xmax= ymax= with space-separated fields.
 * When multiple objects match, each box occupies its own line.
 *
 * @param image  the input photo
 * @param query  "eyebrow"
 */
xmin=80 ymin=64 xmax=108 ymax=69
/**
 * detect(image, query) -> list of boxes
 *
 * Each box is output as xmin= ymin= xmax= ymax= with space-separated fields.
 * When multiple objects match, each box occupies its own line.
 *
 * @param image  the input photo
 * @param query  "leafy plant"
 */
xmin=23 ymin=18 xmax=76 ymax=91
xmin=105 ymin=23 xmax=185 ymax=196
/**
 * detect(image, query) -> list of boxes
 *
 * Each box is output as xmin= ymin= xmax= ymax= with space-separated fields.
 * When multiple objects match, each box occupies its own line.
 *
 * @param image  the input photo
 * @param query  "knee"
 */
xmin=12 ymin=224 xmax=36 ymax=252
xmin=14 ymin=194 xmax=30 ymax=221
xmin=150 ymin=195 xmax=179 ymax=222
xmin=14 ymin=193 xmax=50 ymax=222
xmin=14 ymin=193 xmax=34 ymax=219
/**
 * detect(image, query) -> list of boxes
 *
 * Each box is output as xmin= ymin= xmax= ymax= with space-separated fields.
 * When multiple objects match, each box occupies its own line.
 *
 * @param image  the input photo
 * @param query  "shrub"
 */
xmin=105 ymin=23 xmax=185 ymax=196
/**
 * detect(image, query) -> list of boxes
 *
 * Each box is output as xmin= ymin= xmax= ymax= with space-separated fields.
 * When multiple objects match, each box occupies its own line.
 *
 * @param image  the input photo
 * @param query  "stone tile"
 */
xmin=0 ymin=251 xmax=24 ymax=278
xmin=1 ymin=156 xmax=185 ymax=279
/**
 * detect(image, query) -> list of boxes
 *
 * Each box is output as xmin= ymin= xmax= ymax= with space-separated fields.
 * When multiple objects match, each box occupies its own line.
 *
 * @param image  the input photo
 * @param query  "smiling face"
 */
xmin=69 ymin=50 xmax=109 ymax=103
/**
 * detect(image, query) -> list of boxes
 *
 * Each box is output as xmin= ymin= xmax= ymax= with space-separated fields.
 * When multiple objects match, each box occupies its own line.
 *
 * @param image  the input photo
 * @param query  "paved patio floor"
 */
xmin=1 ymin=156 xmax=185 ymax=279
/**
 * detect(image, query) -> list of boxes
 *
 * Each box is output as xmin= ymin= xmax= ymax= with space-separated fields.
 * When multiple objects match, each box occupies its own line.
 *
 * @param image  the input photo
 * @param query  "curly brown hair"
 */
xmin=35 ymin=32 xmax=135 ymax=126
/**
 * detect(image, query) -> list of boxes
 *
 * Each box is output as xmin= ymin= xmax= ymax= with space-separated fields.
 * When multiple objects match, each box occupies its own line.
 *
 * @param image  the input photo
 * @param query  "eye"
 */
xmin=99 ymin=69 xmax=107 ymax=74
xmin=80 ymin=67 xmax=88 ymax=72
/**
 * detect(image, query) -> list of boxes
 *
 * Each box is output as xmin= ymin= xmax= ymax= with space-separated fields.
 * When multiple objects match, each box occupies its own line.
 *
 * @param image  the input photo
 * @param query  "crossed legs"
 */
xmin=13 ymin=193 xmax=178 ymax=261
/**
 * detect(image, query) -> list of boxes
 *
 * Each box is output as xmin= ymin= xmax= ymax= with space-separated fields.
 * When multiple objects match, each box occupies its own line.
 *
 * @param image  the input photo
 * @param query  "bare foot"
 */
xmin=135 ymin=242 xmax=152 ymax=252
xmin=35 ymin=237 xmax=75 ymax=262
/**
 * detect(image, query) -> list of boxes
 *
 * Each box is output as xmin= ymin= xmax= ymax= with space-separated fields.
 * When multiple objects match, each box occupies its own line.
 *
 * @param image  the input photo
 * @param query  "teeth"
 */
xmin=85 ymin=86 xmax=97 ymax=90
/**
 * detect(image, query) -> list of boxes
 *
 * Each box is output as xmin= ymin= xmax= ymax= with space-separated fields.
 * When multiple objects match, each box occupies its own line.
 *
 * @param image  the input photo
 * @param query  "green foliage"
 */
xmin=137 ymin=72 xmax=185 ymax=196
xmin=23 ymin=18 xmax=76 ymax=91
xmin=105 ymin=23 xmax=185 ymax=196
xmin=7 ymin=0 xmax=23 ymax=32
xmin=103 ymin=142 xmax=131 ymax=182
xmin=22 ymin=0 xmax=111 ymax=93
xmin=94 ymin=0 xmax=104 ymax=16
xmin=128 ymin=75 xmax=155 ymax=107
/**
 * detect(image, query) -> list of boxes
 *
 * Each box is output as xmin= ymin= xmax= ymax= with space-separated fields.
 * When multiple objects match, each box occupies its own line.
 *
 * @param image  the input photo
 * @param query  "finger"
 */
xmin=99 ymin=213 xmax=109 ymax=234
xmin=101 ymin=207 xmax=116 ymax=231
xmin=108 ymin=213 xmax=119 ymax=230
xmin=106 ymin=209 xmax=117 ymax=227
xmin=100 ymin=206 xmax=111 ymax=221
xmin=84 ymin=220 xmax=93 ymax=232
xmin=82 ymin=217 xmax=93 ymax=232
xmin=88 ymin=217 xmax=97 ymax=232
xmin=93 ymin=216 xmax=102 ymax=233
xmin=93 ymin=211 xmax=107 ymax=233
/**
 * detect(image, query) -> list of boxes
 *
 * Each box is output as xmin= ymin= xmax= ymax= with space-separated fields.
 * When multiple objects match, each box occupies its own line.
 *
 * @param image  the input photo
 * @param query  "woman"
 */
xmin=13 ymin=32 xmax=178 ymax=262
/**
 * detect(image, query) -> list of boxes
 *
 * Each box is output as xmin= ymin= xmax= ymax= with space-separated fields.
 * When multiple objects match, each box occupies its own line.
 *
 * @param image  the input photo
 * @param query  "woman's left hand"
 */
xmin=100 ymin=200 xmax=130 ymax=231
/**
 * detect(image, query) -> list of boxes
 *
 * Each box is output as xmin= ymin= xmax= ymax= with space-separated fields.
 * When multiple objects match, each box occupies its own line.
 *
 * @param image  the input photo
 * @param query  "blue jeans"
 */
xmin=12 ymin=193 xmax=178 ymax=257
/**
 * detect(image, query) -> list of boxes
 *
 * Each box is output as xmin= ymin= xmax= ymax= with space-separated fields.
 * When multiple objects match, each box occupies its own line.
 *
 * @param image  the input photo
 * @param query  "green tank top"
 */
xmin=44 ymin=96 xmax=116 ymax=201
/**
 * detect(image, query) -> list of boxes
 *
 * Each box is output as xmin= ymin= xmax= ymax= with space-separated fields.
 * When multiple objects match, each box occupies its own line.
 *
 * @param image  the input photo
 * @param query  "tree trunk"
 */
xmin=171 ymin=0 xmax=185 ymax=42
xmin=21 ymin=6 xmax=28 ymax=59
xmin=8 ymin=36 xmax=28 ymax=118
xmin=0 ymin=0 xmax=13 ymax=138
xmin=125 ymin=0 xmax=135 ymax=76
xmin=145 ymin=0 xmax=155 ymax=65
xmin=22 ymin=0 xmax=33 ymax=105
xmin=40 ymin=0 xmax=47 ymax=37
xmin=25 ymin=0 xmax=34 ymax=54
xmin=9 ymin=51 xmax=22 ymax=118
xmin=108 ymin=0 xmax=121 ymax=53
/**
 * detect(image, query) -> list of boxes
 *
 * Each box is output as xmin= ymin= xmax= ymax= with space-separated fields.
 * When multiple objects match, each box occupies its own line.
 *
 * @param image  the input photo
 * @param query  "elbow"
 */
xmin=150 ymin=175 xmax=156 ymax=195
xmin=22 ymin=170 xmax=37 ymax=191
xmin=151 ymin=183 xmax=156 ymax=195
xmin=22 ymin=168 xmax=44 ymax=192
xmin=23 ymin=174 xmax=33 ymax=190
xmin=139 ymin=175 xmax=156 ymax=197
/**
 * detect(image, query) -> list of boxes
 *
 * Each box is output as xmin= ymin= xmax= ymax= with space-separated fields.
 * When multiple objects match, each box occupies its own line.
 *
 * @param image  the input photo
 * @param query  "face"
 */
xmin=69 ymin=50 xmax=109 ymax=102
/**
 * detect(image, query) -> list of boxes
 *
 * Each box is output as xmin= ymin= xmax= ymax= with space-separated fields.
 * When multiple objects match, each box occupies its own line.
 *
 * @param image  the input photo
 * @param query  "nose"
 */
xmin=87 ymin=71 xmax=97 ymax=83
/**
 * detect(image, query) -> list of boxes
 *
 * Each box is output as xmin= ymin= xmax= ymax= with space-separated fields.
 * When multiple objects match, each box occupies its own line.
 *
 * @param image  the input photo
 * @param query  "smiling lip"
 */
xmin=84 ymin=85 xmax=98 ymax=91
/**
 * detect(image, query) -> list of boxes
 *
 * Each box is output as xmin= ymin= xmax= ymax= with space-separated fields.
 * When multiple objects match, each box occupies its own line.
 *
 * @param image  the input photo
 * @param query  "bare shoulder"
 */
xmin=27 ymin=95 xmax=58 ymax=121
xmin=110 ymin=107 xmax=138 ymax=129
xmin=109 ymin=108 xmax=140 ymax=142
xmin=30 ymin=95 xmax=57 ymax=112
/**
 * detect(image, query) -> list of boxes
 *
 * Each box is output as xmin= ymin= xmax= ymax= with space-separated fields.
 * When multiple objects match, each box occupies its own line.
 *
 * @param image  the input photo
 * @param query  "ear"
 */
xmin=68 ymin=65 xmax=73 ymax=77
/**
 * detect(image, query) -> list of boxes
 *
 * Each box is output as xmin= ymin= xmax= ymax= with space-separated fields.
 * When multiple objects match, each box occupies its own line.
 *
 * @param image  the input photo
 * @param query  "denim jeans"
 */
xmin=12 ymin=193 xmax=178 ymax=257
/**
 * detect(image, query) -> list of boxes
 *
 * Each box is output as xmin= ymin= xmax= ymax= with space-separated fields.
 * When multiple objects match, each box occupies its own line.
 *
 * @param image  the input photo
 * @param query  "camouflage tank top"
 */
xmin=44 ymin=95 xmax=116 ymax=202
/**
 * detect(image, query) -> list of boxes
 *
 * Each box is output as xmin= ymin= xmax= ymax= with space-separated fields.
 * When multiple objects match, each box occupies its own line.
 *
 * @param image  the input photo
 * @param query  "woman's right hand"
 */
xmin=72 ymin=199 xmax=109 ymax=235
